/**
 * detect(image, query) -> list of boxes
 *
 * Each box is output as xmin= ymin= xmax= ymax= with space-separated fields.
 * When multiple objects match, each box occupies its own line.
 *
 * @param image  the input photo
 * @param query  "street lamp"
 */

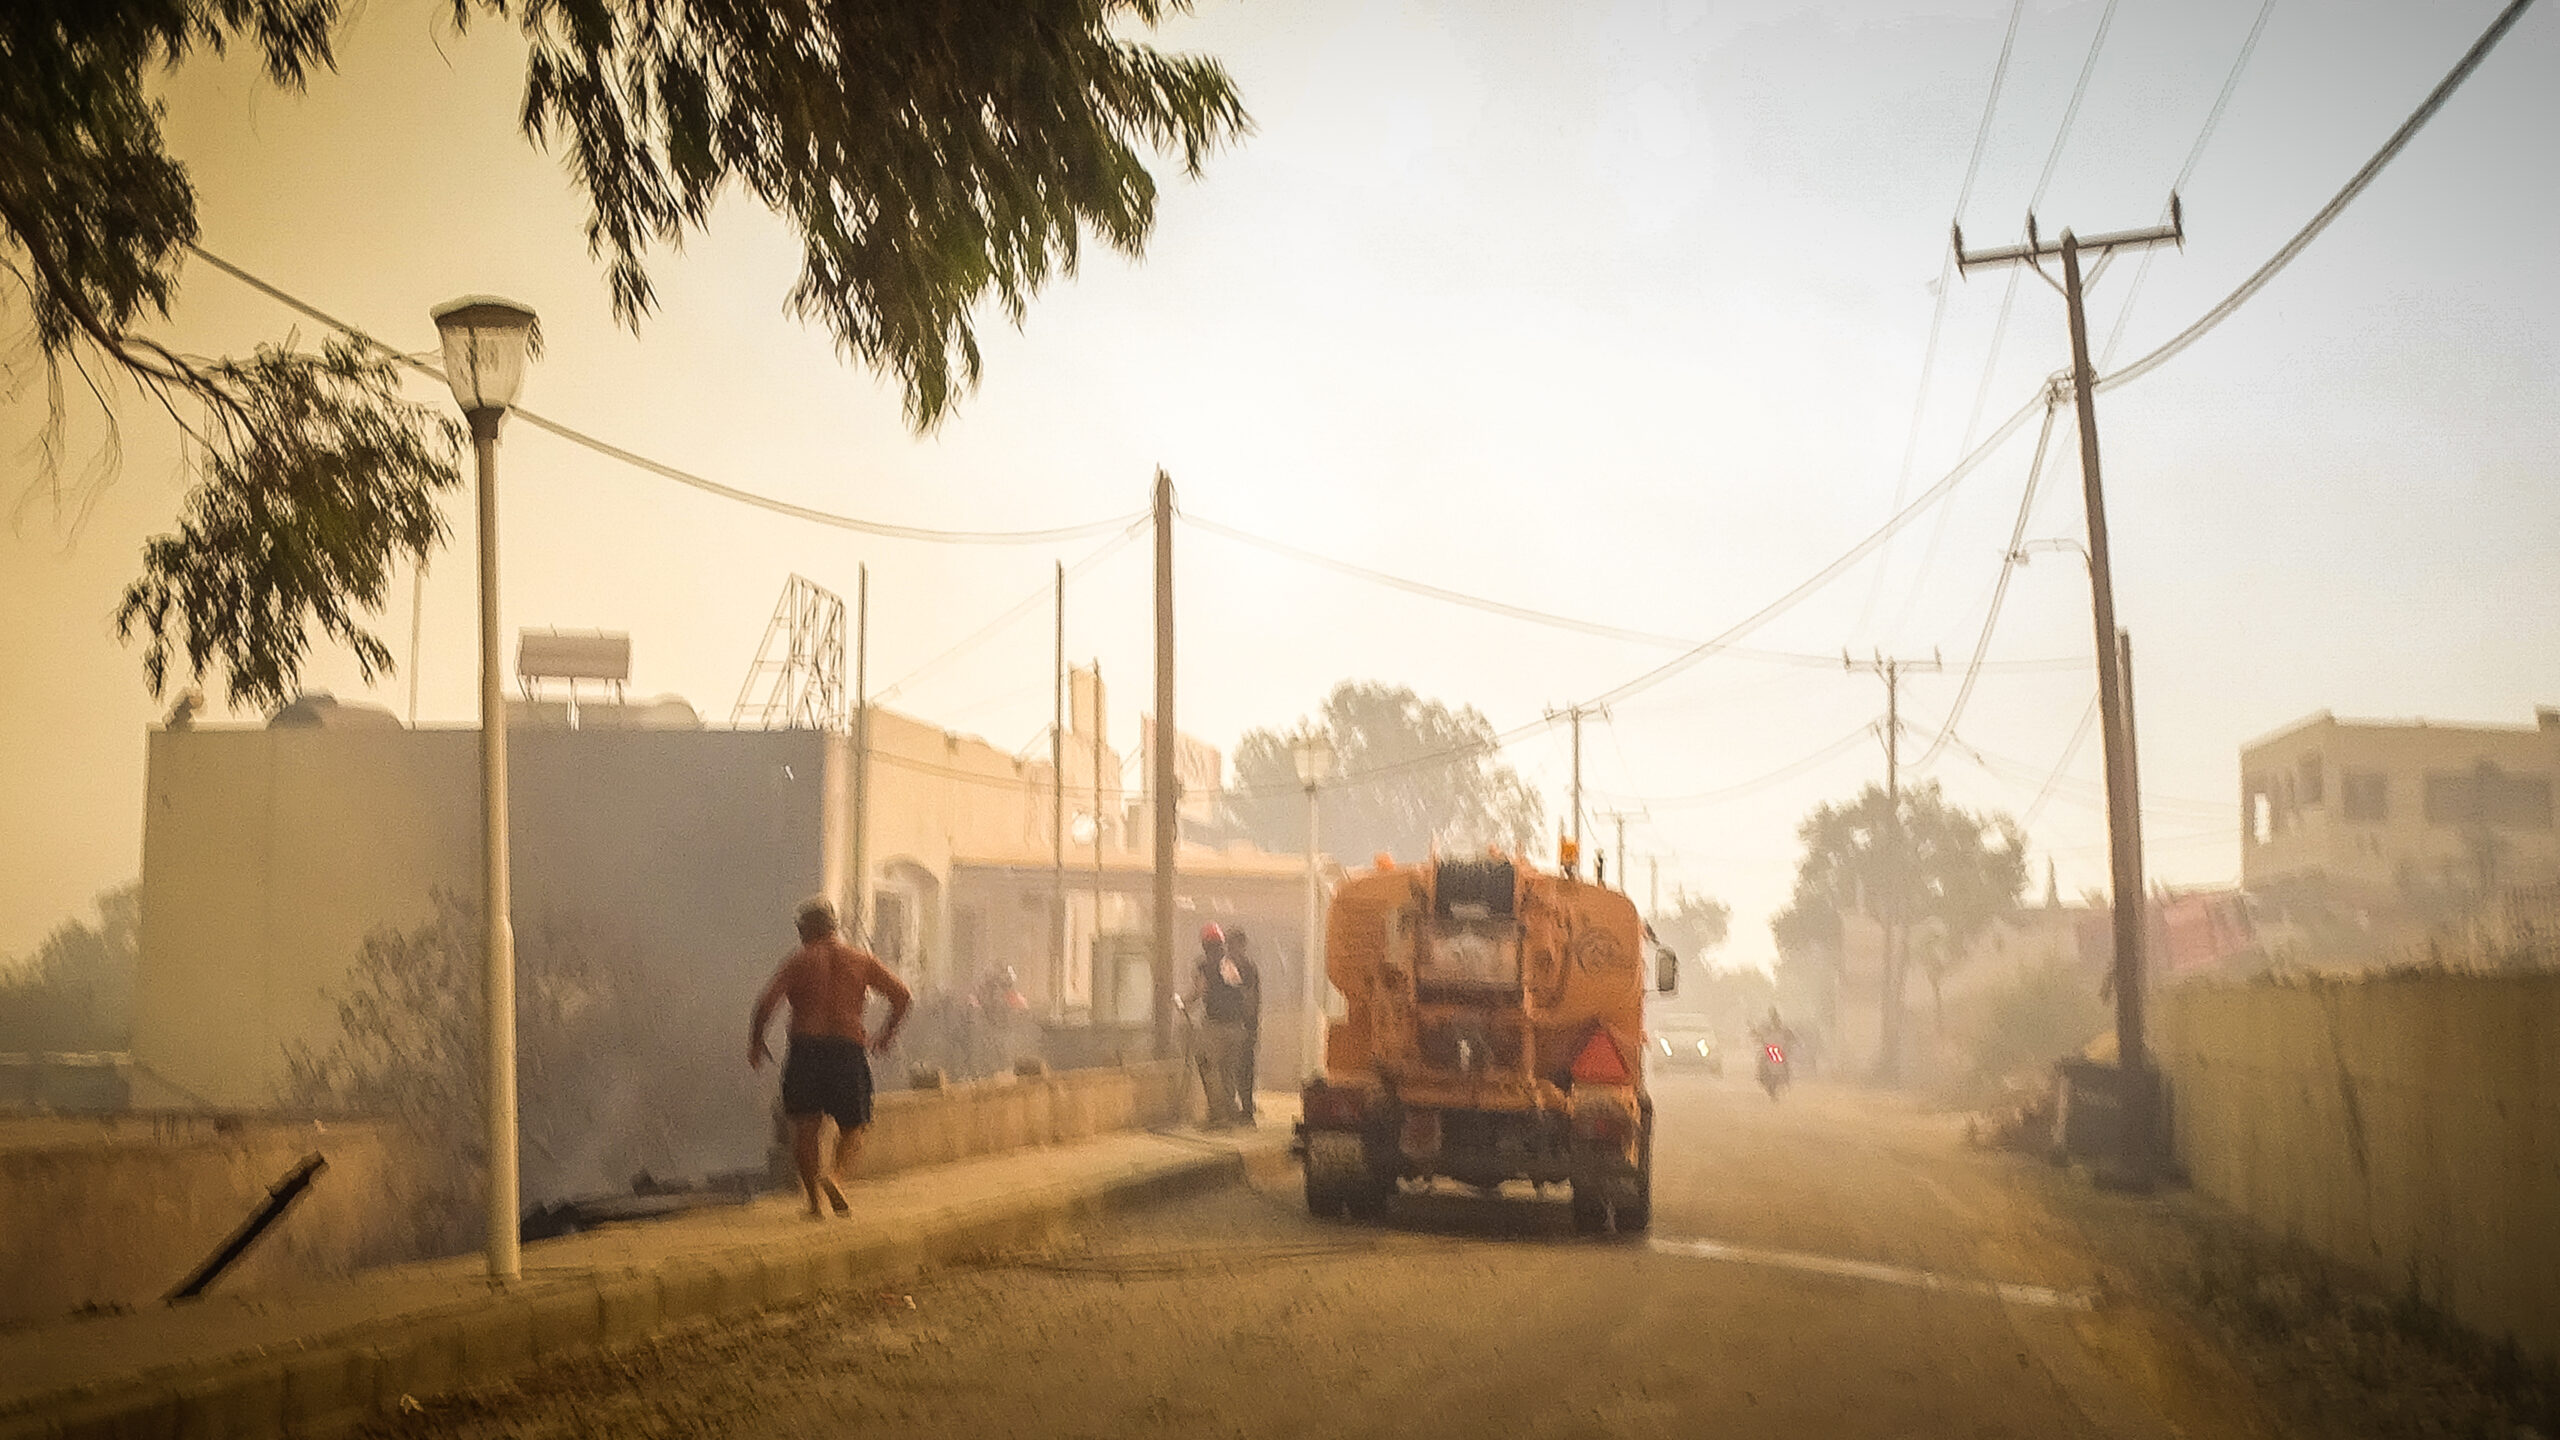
xmin=1291 ymin=731 xmax=1336 ymax=1081
xmin=431 ymin=295 xmax=540 ymax=1282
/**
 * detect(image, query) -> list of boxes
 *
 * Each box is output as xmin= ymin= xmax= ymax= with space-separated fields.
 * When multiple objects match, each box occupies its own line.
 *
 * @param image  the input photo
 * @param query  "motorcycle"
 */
xmin=1756 ymin=1041 xmax=1789 ymax=1101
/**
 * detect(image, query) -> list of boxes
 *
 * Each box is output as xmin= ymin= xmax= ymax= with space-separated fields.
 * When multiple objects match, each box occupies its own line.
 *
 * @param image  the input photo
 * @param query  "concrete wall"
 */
xmin=856 ymin=1061 xmax=1190 ymax=1177
xmin=2156 ymin=974 xmax=2560 ymax=1366
xmin=0 ymin=1115 xmax=402 ymax=1325
xmin=134 ymin=725 xmax=834 ymax=1190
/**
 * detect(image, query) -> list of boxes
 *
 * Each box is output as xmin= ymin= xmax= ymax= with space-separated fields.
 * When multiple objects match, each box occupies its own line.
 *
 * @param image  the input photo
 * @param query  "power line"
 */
xmin=2098 ymin=0 xmax=2540 ymax=393
xmin=1584 ymin=388 xmax=2048 ymax=713
xmin=1185 ymin=512 xmax=2080 ymax=670
xmin=2100 ymin=0 xmax=2282 ymax=367
xmin=1913 ymin=384 xmax=2068 ymax=766
xmin=1858 ymin=0 xmax=2029 ymax=633
xmin=1595 ymin=720 xmax=1883 ymax=811
xmin=2023 ymin=693 xmax=2102 ymax=831
xmin=871 ymin=521 xmax=1144 ymax=702
xmin=184 ymin=243 xmax=1143 ymax=545
xmin=1897 ymin=0 xmax=2119 ymax=644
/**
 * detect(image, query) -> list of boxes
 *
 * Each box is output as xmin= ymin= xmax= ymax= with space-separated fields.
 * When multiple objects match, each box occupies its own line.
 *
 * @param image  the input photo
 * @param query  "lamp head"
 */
xmin=430 ymin=296 xmax=542 ymax=416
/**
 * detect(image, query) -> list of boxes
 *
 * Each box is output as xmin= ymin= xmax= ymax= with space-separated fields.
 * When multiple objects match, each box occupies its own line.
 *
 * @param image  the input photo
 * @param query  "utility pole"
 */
xmin=851 ymin=565 xmax=870 ymax=942
xmin=1092 ymin=659 xmax=1106 ymax=1019
xmin=1546 ymin=703 xmax=1604 ymax=874
xmin=1052 ymin=559 xmax=1066 ymax=1023
xmin=1596 ymin=810 xmax=1644 ymax=895
xmin=1844 ymin=652 xmax=1941 ymax=1085
xmin=1958 ymin=201 xmax=2181 ymax=1186
xmin=1151 ymin=470 xmax=1178 ymax=1060
xmin=407 ymin=559 xmax=425 ymax=726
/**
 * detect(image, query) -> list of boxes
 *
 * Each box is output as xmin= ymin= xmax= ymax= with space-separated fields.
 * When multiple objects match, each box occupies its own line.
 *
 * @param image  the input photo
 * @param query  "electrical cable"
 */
xmin=183 ymin=243 xmax=1143 ymax=545
xmin=1183 ymin=512 xmax=2079 ymax=670
xmin=2099 ymin=0 xmax=2281 ymax=368
xmin=1896 ymin=0 xmax=2117 ymax=644
xmin=1596 ymin=721 xmax=1884 ymax=811
xmin=1582 ymin=389 xmax=2046 ymax=714
xmin=1912 ymin=388 xmax=2067 ymax=767
xmin=1856 ymin=0 xmax=2028 ymax=633
xmin=870 ymin=520 xmax=1144 ymax=703
xmin=2097 ymin=0 xmax=2539 ymax=394
xmin=2021 ymin=694 xmax=2100 ymax=832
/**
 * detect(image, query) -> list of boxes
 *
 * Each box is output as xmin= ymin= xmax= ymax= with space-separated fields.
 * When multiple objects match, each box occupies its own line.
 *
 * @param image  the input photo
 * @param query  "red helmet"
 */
xmin=1199 ymin=922 xmax=1225 ymax=946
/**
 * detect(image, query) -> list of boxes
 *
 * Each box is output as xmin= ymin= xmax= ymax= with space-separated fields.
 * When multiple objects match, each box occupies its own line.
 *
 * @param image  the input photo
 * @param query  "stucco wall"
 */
xmin=0 ymin=1115 xmax=402 ymax=1325
xmin=134 ymin=725 xmax=835 ymax=1190
xmin=2156 ymin=974 xmax=2560 ymax=1366
xmin=856 ymin=1060 xmax=1190 ymax=1177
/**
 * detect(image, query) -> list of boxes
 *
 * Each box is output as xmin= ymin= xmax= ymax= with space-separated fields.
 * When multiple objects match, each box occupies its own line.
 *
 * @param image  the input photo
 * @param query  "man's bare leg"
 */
xmin=824 ymin=1122 xmax=862 ymax=1213
xmin=791 ymin=1114 xmax=828 ymax=1217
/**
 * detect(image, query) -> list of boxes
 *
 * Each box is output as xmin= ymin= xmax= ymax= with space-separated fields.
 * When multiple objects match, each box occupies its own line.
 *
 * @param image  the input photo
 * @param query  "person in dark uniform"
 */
xmin=1182 ymin=923 xmax=1256 ymax=1129
xmin=1223 ymin=928 xmax=1266 ymax=1124
xmin=750 ymin=899 xmax=913 ymax=1218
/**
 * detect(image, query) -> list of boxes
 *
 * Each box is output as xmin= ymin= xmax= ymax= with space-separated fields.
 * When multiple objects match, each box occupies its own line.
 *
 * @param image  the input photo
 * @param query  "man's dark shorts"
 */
xmin=781 ymin=1035 xmax=874 ymax=1128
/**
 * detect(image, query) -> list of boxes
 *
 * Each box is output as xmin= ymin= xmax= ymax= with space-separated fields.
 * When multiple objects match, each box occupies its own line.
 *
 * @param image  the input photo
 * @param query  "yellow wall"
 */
xmin=2157 ymin=974 xmax=2560 ymax=1367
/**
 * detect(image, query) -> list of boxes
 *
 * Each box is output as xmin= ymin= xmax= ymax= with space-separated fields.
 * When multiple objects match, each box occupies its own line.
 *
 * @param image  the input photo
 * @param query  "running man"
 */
xmin=750 ymin=899 xmax=912 ymax=1218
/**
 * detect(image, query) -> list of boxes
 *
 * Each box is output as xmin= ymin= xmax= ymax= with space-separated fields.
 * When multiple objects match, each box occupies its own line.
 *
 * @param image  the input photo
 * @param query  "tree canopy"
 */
xmin=1770 ymin=780 xmax=2027 ymax=1070
xmin=3 ymin=0 xmax=1247 ymax=708
xmin=1223 ymin=682 xmax=1544 ymax=867
xmin=1649 ymin=885 xmax=1730 ymax=968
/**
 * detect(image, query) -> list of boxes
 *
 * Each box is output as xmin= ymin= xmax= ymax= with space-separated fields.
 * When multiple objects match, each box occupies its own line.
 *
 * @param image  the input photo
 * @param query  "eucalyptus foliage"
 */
xmin=1225 ymin=682 xmax=1546 ymax=868
xmin=2 ymin=0 xmax=1245 ymax=708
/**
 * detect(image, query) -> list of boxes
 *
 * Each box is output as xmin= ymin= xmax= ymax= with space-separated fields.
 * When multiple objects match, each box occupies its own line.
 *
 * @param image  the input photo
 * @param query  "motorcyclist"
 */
xmin=1750 ymin=1007 xmax=1798 ymax=1096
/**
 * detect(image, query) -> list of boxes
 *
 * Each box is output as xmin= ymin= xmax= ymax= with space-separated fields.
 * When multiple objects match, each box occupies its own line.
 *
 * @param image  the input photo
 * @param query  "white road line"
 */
xmin=1647 ymin=1236 xmax=2099 ymax=1311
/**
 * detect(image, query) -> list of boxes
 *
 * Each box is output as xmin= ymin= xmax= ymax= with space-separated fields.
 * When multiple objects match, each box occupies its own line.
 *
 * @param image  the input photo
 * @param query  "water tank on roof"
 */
xmin=268 ymin=692 xmax=403 ymax=729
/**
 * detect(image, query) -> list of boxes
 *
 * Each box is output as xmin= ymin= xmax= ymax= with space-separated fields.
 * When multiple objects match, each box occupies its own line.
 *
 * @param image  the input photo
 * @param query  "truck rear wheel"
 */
xmin=1570 ymin=1118 xmax=1653 ymax=1235
xmin=1304 ymin=1133 xmax=1391 ymax=1219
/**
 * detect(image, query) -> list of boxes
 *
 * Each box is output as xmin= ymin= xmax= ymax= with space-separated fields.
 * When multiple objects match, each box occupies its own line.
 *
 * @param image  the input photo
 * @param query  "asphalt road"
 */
xmin=371 ymin=1072 xmax=2279 ymax=1440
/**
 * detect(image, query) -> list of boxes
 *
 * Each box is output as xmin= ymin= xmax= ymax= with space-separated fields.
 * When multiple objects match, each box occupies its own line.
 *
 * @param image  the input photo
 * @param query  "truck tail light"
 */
xmin=1569 ymin=1029 xmax=1632 ymax=1087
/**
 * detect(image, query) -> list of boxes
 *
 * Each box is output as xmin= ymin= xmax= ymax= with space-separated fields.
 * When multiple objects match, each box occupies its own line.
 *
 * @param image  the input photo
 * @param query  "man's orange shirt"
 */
xmin=755 ymin=937 xmax=912 ymax=1045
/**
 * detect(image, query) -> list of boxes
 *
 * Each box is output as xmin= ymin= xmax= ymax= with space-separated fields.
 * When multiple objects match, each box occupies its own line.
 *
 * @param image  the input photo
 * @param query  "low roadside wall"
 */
xmin=857 ymin=1060 xmax=1192 ymax=1177
xmin=2155 ymin=973 xmax=2559 ymax=1367
xmin=0 ymin=1114 xmax=403 ymax=1326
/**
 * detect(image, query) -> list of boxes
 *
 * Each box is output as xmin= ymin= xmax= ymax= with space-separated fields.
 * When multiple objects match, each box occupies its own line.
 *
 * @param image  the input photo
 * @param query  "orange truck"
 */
xmin=1294 ymin=854 xmax=1677 ymax=1232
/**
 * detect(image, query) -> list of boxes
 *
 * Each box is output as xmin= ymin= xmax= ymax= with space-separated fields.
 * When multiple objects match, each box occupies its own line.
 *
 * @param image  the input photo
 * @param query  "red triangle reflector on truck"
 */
xmin=1570 ymin=1029 xmax=1632 ymax=1087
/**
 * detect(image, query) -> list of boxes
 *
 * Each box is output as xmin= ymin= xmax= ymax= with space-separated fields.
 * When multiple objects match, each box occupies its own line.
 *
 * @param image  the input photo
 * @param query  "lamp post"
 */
xmin=1291 ymin=731 xmax=1335 ymax=1081
xmin=431 ymin=296 xmax=541 ymax=1283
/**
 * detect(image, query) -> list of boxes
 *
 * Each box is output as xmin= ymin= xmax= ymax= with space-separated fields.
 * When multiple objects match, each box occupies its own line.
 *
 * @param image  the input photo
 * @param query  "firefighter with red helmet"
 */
xmin=1182 ymin=922 xmax=1257 ymax=1129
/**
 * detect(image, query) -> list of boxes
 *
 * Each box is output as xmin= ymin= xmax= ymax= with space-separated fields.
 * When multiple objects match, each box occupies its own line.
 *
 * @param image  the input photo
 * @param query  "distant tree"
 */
xmin=1769 ymin=781 xmax=2026 ymax=1081
xmin=0 ymin=882 xmax=140 ymax=1052
xmin=1649 ymin=886 xmax=1730 ymax=972
xmin=1223 ymin=682 xmax=1543 ymax=866
xmin=3 ymin=2 xmax=1247 ymax=709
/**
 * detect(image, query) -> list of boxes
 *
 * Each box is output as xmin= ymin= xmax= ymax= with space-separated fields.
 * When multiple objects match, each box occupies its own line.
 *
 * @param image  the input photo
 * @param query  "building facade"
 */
xmin=2241 ymin=709 xmax=2560 ymax=906
xmin=130 ymin=668 xmax=1320 ymax=1196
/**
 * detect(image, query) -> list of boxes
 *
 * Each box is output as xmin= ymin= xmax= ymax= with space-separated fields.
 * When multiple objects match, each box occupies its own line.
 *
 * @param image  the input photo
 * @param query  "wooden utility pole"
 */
xmin=1844 ymin=652 xmax=1941 ymax=1084
xmin=1092 ymin=659 xmax=1106 ymax=1018
xmin=1052 ymin=560 xmax=1066 ymax=1022
xmin=851 ymin=564 xmax=871 ymax=942
xmin=1597 ymin=810 xmax=1644 ymax=895
xmin=1151 ymin=470 xmax=1178 ymax=1059
xmin=1958 ymin=202 xmax=2181 ymax=1184
xmin=1546 ymin=703 xmax=1603 ymax=875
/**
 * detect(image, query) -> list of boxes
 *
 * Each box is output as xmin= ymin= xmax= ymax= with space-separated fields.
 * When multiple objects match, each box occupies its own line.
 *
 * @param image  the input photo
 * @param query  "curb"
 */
xmin=4 ymin=1140 xmax=1270 ymax=1440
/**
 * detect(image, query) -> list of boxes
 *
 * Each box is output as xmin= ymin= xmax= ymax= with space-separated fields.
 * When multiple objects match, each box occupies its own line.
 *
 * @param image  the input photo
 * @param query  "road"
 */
xmin=372 ymin=1072 xmax=2280 ymax=1440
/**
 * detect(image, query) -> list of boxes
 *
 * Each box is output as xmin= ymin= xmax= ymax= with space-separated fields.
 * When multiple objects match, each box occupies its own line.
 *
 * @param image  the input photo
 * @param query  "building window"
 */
xmin=2341 ymin=771 xmax=2388 ymax=823
xmin=2297 ymin=753 xmax=2324 ymax=805
xmin=2423 ymin=763 xmax=2555 ymax=831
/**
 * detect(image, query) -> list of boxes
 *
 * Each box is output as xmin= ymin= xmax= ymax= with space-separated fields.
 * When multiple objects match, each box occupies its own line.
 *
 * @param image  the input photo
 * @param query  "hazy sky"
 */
xmin=4 ymin=0 xmax=2555 ymax=968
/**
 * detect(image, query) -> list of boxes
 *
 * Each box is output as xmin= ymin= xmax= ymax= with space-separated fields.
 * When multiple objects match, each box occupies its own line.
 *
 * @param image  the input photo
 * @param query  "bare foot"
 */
xmin=822 ymin=1178 xmax=850 ymax=1215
